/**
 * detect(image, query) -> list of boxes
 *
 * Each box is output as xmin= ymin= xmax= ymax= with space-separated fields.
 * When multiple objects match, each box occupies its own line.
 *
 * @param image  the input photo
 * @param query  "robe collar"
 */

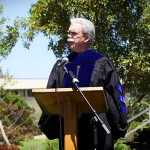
xmin=68 ymin=49 xmax=105 ymax=65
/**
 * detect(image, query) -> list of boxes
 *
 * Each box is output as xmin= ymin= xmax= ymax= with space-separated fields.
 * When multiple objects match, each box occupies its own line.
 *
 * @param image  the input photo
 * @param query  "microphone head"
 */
xmin=57 ymin=57 xmax=69 ymax=66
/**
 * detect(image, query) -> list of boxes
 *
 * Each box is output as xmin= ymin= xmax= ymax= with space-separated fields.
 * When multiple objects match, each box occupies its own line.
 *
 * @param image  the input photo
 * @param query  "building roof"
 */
xmin=0 ymin=78 xmax=48 ymax=90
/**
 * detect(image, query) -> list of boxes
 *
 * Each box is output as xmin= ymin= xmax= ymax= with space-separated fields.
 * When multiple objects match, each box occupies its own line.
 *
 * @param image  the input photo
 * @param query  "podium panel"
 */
xmin=32 ymin=87 xmax=108 ymax=150
xmin=32 ymin=87 xmax=108 ymax=114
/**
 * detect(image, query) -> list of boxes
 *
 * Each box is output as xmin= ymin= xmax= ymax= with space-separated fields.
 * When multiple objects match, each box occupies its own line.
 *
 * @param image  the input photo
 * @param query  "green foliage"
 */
xmin=127 ymin=121 xmax=142 ymax=133
xmin=0 ymin=5 xmax=20 ymax=61
xmin=114 ymin=139 xmax=131 ymax=150
xmin=23 ymin=0 xmax=150 ymax=55
xmin=19 ymin=0 xmax=150 ymax=107
xmin=125 ymin=121 xmax=149 ymax=143
xmin=0 ymin=83 xmax=40 ymax=144
xmin=0 ymin=1 xmax=149 ymax=106
xmin=0 ymin=67 xmax=10 ymax=77
xmin=127 ymin=97 xmax=149 ymax=119
xmin=19 ymin=138 xmax=59 ymax=150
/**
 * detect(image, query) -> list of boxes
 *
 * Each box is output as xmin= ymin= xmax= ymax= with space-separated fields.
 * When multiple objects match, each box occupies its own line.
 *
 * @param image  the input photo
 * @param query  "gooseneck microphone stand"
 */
xmin=62 ymin=65 xmax=110 ymax=150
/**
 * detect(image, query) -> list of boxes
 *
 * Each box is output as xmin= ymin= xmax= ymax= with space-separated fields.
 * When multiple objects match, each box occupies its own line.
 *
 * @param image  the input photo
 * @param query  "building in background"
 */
xmin=0 ymin=78 xmax=48 ymax=124
xmin=0 ymin=78 xmax=47 ymax=100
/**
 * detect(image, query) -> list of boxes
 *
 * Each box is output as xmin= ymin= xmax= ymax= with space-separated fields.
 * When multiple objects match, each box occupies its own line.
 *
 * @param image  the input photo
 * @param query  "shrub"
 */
xmin=114 ymin=139 xmax=131 ymax=150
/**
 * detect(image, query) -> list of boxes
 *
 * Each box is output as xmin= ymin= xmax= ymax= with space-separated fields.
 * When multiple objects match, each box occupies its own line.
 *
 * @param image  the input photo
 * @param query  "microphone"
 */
xmin=68 ymin=71 xmax=79 ymax=84
xmin=57 ymin=57 xmax=69 ymax=67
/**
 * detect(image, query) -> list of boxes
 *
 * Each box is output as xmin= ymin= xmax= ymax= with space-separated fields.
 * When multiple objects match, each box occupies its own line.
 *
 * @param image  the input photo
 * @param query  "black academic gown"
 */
xmin=38 ymin=49 xmax=128 ymax=150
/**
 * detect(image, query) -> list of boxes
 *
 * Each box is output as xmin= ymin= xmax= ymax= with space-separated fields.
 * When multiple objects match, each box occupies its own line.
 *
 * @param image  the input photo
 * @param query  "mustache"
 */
xmin=67 ymin=38 xmax=74 ymax=42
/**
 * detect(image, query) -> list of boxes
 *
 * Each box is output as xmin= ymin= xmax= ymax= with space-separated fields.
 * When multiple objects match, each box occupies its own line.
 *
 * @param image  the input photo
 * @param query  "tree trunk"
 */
xmin=0 ymin=120 xmax=11 ymax=147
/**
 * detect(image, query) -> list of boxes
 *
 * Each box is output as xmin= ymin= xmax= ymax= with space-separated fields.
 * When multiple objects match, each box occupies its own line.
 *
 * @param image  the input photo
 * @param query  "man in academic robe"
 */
xmin=39 ymin=17 xmax=128 ymax=150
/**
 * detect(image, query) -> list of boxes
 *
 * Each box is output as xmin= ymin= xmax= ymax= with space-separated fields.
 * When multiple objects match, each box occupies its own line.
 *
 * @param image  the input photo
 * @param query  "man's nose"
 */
xmin=67 ymin=34 xmax=72 ymax=38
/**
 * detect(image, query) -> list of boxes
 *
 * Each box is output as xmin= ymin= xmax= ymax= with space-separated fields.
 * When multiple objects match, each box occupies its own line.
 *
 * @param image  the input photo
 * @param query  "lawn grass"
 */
xmin=19 ymin=138 xmax=59 ymax=150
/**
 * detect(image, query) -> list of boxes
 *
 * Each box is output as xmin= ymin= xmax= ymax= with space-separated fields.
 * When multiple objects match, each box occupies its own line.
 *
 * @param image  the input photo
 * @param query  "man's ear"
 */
xmin=84 ymin=34 xmax=90 ymax=43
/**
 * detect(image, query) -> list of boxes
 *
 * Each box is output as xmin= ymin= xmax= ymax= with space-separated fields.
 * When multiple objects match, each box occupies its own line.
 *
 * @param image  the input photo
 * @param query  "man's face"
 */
xmin=67 ymin=23 xmax=88 ymax=53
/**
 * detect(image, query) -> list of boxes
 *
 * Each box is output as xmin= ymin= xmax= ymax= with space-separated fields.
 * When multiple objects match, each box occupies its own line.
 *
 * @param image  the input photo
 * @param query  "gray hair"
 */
xmin=70 ymin=18 xmax=95 ymax=46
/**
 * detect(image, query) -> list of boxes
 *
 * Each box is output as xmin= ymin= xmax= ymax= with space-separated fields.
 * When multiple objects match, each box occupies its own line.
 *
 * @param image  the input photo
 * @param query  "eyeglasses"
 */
xmin=67 ymin=31 xmax=81 ymax=36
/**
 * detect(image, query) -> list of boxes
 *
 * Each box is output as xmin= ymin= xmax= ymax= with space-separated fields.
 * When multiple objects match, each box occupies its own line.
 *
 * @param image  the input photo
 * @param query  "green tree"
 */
xmin=0 ymin=1 xmax=149 ymax=117
xmin=0 ymin=78 xmax=40 ymax=144
xmin=20 ymin=0 xmax=150 ymax=115
xmin=0 ymin=6 xmax=40 ymax=145
xmin=0 ymin=5 xmax=20 ymax=62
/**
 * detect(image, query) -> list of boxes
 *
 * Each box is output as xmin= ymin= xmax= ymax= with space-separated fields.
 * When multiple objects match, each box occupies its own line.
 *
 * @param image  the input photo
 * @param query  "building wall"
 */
xmin=0 ymin=78 xmax=47 ymax=123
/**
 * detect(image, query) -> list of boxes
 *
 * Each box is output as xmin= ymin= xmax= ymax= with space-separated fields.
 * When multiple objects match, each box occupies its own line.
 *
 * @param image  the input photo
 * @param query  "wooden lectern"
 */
xmin=32 ymin=87 xmax=108 ymax=150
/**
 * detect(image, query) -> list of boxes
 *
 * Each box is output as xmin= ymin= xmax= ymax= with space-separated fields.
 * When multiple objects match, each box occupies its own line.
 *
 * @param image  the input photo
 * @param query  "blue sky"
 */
xmin=0 ymin=0 xmax=57 ymax=79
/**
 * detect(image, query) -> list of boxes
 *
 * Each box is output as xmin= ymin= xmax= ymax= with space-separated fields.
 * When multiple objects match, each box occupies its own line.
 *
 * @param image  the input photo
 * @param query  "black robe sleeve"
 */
xmin=102 ymin=60 xmax=128 ymax=140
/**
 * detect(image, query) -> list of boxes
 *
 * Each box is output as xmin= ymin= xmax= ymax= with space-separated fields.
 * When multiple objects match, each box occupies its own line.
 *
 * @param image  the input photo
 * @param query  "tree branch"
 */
xmin=0 ymin=120 xmax=11 ymax=147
